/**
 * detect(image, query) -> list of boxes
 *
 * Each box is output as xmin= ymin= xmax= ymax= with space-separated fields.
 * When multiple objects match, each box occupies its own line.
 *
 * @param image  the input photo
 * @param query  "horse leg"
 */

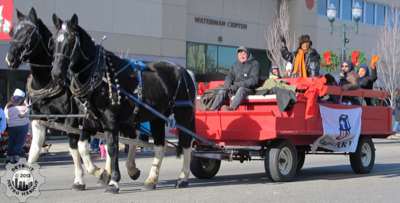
xmin=126 ymin=143 xmax=141 ymax=180
xmin=144 ymin=119 xmax=165 ymax=189
xmin=68 ymin=134 xmax=86 ymax=191
xmin=104 ymin=129 xmax=121 ymax=194
xmin=121 ymin=124 xmax=140 ymax=180
xmin=174 ymin=108 xmax=195 ymax=188
xmin=77 ymin=131 xmax=109 ymax=185
xmin=27 ymin=120 xmax=46 ymax=164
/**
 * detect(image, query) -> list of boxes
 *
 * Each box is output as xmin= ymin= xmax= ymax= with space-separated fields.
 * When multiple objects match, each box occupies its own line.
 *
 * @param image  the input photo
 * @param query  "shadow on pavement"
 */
xmin=117 ymin=162 xmax=400 ymax=194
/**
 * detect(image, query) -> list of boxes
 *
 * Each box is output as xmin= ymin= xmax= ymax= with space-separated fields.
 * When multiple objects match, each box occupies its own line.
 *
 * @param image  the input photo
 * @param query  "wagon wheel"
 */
xmin=265 ymin=140 xmax=298 ymax=182
xmin=296 ymin=150 xmax=306 ymax=173
xmin=350 ymin=137 xmax=375 ymax=174
xmin=190 ymin=156 xmax=221 ymax=179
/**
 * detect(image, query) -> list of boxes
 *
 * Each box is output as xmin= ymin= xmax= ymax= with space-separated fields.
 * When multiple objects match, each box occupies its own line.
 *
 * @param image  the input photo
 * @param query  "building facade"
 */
xmin=0 ymin=0 xmax=399 ymax=105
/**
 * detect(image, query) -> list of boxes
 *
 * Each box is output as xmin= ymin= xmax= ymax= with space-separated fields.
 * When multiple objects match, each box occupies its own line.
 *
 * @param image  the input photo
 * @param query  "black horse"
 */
xmin=51 ymin=13 xmax=196 ymax=193
xmin=5 ymin=8 xmax=109 ymax=190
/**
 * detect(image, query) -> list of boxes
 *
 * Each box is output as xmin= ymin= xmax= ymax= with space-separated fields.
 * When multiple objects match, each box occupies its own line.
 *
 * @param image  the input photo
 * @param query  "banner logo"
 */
xmin=1 ymin=158 xmax=45 ymax=202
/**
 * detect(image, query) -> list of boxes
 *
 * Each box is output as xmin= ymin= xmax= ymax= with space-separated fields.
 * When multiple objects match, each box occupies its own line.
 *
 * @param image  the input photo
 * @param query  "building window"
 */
xmin=217 ymin=46 xmax=236 ymax=74
xmin=206 ymin=45 xmax=218 ymax=72
xmin=186 ymin=42 xmax=206 ymax=74
xmin=364 ymin=2 xmax=375 ymax=25
xmin=341 ymin=0 xmax=352 ymax=21
xmin=375 ymin=4 xmax=385 ymax=26
xmin=386 ymin=7 xmax=394 ymax=28
xmin=186 ymin=42 xmax=270 ymax=81
xmin=318 ymin=0 xmax=328 ymax=16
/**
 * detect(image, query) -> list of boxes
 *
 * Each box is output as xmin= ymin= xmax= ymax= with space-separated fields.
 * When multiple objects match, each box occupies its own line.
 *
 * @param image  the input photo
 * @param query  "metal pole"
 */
xmin=29 ymin=114 xmax=87 ymax=119
xmin=342 ymin=24 xmax=347 ymax=62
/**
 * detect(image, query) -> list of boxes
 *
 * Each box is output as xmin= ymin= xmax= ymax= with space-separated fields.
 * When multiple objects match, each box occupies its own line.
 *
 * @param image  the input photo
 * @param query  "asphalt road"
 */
xmin=1 ymin=139 xmax=400 ymax=203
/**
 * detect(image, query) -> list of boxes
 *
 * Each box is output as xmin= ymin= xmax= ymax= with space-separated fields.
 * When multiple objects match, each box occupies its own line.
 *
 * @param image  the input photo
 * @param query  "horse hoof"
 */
xmin=98 ymin=171 xmax=111 ymax=186
xmin=128 ymin=169 xmax=141 ymax=181
xmin=143 ymin=183 xmax=157 ymax=190
xmin=175 ymin=180 xmax=189 ymax=189
xmin=72 ymin=183 xmax=86 ymax=191
xmin=105 ymin=185 xmax=119 ymax=194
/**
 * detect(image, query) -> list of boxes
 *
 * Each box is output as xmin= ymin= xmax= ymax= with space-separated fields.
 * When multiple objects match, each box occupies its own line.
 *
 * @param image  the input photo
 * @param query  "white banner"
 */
xmin=311 ymin=105 xmax=362 ymax=153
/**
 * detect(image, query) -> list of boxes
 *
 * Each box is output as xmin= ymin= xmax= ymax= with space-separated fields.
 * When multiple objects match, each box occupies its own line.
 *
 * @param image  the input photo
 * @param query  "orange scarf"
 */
xmin=293 ymin=49 xmax=308 ymax=78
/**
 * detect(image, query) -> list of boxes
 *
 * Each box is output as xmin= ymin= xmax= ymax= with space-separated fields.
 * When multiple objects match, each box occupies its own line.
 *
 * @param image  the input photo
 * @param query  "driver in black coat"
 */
xmin=210 ymin=46 xmax=260 ymax=111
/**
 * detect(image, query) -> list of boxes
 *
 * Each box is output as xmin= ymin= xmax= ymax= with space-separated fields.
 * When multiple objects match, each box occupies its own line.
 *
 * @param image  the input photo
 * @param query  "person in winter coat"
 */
xmin=209 ymin=46 xmax=260 ymax=111
xmin=4 ymin=89 xmax=30 ymax=163
xmin=280 ymin=34 xmax=321 ymax=77
xmin=339 ymin=61 xmax=360 ymax=105
xmin=0 ymin=106 xmax=6 ymax=138
xmin=358 ymin=63 xmax=378 ymax=105
xmin=269 ymin=66 xmax=282 ymax=79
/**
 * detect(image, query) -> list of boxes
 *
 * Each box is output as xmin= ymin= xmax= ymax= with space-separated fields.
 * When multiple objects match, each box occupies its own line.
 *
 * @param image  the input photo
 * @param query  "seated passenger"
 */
xmin=339 ymin=61 xmax=360 ymax=105
xmin=358 ymin=63 xmax=377 ymax=105
xmin=269 ymin=66 xmax=282 ymax=79
xmin=209 ymin=46 xmax=260 ymax=111
xmin=322 ymin=74 xmax=339 ymax=103
xmin=280 ymin=34 xmax=320 ymax=77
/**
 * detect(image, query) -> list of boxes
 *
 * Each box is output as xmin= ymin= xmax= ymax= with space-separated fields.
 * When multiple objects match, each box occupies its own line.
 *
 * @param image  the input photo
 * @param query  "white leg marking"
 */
xmin=146 ymin=146 xmax=165 ymax=183
xmin=78 ymin=140 xmax=100 ymax=176
xmin=28 ymin=120 xmax=46 ymax=164
xmin=178 ymin=147 xmax=192 ymax=181
xmin=109 ymin=180 xmax=119 ymax=188
xmin=69 ymin=147 xmax=84 ymax=185
xmin=105 ymin=145 xmax=111 ymax=175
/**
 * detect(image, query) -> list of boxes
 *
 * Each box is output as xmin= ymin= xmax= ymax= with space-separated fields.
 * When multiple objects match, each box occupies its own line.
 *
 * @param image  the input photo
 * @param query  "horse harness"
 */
xmin=11 ymin=20 xmax=52 ymax=68
xmin=26 ymin=76 xmax=64 ymax=105
xmin=66 ymin=41 xmax=193 ymax=126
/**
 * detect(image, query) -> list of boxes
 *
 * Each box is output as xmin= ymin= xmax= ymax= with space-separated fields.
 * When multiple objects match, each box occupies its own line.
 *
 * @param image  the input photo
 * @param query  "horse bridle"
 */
xmin=10 ymin=21 xmax=52 ymax=67
xmin=53 ymin=33 xmax=90 ymax=69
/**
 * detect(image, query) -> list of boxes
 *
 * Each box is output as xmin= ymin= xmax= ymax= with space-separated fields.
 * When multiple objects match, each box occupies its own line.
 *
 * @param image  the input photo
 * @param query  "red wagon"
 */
xmin=191 ymin=78 xmax=393 ymax=182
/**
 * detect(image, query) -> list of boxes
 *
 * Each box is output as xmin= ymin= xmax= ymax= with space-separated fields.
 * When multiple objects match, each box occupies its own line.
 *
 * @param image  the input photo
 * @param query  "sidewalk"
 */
xmin=387 ymin=133 xmax=400 ymax=140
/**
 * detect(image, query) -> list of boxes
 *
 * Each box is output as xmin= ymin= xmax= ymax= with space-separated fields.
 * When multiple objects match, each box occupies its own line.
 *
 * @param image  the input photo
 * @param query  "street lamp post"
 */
xmin=327 ymin=2 xmax=362 ymax=61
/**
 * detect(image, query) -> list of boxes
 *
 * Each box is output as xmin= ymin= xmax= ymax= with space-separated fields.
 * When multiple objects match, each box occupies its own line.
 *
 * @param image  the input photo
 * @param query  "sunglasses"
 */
xmin=341 ymin=65 xmax=349 ymax=67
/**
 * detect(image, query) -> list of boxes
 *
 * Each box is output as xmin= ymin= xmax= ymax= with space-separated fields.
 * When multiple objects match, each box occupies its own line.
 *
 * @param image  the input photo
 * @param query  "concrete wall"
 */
xmin=186 ymin=0 xmax=277 ymax=49
xmin=13 ymin=0 xmax=187 ymax=64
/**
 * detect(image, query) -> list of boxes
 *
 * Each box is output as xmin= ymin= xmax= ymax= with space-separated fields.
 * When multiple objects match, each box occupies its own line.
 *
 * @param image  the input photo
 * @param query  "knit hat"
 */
xmin=359 ymin=64 xmax=369 ymax=77
xmin=236 ymin=46 xmax=248 ymax=53
xmin=342 ymin=60 xmax=354 ymax=72
xmin=13 ymin=88 xmax=25 ymax=98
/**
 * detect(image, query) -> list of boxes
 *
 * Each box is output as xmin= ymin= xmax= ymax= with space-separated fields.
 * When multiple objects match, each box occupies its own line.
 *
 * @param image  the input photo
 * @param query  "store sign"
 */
xmin=194 ymin=16 xmax=247 ymax=30
xmin=0 ymin=0 xmax=13 ymax=41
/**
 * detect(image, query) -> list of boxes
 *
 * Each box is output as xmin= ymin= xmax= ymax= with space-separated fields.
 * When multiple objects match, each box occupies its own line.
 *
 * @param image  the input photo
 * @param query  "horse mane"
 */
xmin=75 ymin=25 xmax=96 ymax=59
xmin=36 ymin=18 xmax=52 ymax=44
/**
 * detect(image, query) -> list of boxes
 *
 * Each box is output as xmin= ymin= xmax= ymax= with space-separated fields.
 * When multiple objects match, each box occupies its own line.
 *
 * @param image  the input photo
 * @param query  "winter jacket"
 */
xmin=339 ymin=71 xmax=359 ymax=90
xmin=281 ymin=47 xmax=321 ymax=77
xmin=223 ymin=56 xmax=260 ymax=92
xmin=0 ymin=108 xmax=6 ymax=134
xmin=339 ymin=70 xmax=360 ymax=105
xmin=359 ymin=68 xmax=377 ymax=90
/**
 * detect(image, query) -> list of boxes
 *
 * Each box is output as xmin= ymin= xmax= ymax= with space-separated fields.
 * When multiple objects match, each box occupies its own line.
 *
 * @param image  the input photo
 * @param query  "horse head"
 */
xmin=6 ymin=7 xmax=52 ymax=69
xmin=51 ymin=13 xmax=95 ymax=85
